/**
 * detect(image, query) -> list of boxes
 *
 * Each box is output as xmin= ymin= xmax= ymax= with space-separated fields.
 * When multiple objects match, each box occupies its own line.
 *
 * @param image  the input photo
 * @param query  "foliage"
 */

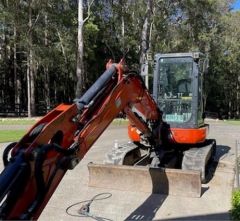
xmin=231 ymin=189 xmax=240 ymax=220
xmin=0 ymin=0 xmax=239 ymax=117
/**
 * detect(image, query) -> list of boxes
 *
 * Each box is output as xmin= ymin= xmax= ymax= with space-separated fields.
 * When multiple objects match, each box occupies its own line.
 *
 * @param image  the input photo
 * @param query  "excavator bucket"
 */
xmin=88 ymin=163 xmax=202 ymax=198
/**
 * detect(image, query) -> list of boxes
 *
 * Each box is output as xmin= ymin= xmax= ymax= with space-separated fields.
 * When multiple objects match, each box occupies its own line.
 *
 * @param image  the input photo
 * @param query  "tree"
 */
xmin=139 ymin=0 xmax=153 ymax=88
xmin=0 ymin=0 xmax=239 ymax=118
xmin=27 ymin=0 xmax=36 ymax=117
xmin=76 ymin=0 xmax=94 ymax=98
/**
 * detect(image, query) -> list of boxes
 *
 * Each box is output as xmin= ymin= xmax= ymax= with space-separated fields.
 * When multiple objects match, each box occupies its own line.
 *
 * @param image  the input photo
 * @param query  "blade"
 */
xmin=88 ymin=163 xmax=201 ymax=198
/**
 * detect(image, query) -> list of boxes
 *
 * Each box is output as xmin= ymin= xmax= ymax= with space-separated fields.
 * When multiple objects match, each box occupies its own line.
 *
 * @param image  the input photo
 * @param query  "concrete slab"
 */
xmin=0 ymin=120 xmax=237 ymax=220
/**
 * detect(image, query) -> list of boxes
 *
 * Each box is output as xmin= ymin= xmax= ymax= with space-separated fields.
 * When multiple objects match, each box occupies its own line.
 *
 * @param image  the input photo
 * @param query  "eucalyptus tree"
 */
xmin=75 ymin=0 xmax=95 ymax=98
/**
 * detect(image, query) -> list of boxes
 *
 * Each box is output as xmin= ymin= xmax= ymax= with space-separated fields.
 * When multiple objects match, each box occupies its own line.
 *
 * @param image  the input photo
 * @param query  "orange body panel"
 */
xmin=9 ymin=104 xmax=79 ymax=219
xmin=128 ymin=125 xmax=141 ymax=142
xmin=170 ymin=126 xmax=208 ymax=144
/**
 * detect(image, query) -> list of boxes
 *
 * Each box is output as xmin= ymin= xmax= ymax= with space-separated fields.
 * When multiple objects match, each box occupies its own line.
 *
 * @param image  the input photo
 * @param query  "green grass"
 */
xmin=0 ymin=130 xmax=26 ymax=143
xmin=0 ymin=118 xmax=37 ymax=125
xmin=0 ymin=118 xmax=128 ymax=143
xmin=224 ymin=120 xmax=240 ymax=125
xmin=0 ymin=118 xmax=127 ymax=126
xmin=112 ymin=118 xmax=129 ymax=126
xmin=231 ymin=189 xmax=240 ymax=220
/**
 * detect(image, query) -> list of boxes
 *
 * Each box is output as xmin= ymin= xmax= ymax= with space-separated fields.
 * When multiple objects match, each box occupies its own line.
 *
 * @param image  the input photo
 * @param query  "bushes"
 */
xmin=232 ymin=190 xmax=240 ymax=220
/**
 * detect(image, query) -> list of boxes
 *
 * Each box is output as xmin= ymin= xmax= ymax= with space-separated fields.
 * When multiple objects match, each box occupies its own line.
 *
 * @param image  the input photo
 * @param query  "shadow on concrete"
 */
xmin=125 ymin=168 xmax=168 ymax=221
xmin=201 ymin=186 xmax=209 ymax=196
xmin=150 ymin=167 xmax=169 ymax=195
xmin=124 ymin=194 xmax=167 ymax=221
xmin=156 ymin=211 xmax=230 ymax=220
xmin=214 ymin=145 xmax=231 ymax=162
xmin=204 ymin=145 xmax=231 ymax=184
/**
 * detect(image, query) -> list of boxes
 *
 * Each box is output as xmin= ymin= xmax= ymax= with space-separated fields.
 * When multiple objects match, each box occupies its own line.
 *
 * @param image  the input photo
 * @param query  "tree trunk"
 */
xmin=237 ymin=81 xmax=239 ymax=118
xmin=203 ymin=93 xmax=207 ymax=112
xmin=139 ymin=0 xmax=153 ymax=88
xmin=228 ymin=100 xmax=231 ymax=119
xmin=1 ymin=9 xmax=6 ymax=104
xmin=14 ymin=0 xmax=21 ymax=110
xmin=120 ymin=0 xmax=125 ymax=49
xmin=44 ymin=13 xmax=50 ymax=111
xmin=27 ymin=0 xmax=36 ymax=117
xmin=76 ymin=0 xmax=85 ymax=98
xmin=14 ymin=24 xmax=21 ymax=111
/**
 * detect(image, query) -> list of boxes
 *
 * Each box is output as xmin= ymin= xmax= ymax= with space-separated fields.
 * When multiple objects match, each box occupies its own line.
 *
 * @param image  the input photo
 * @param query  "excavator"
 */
xmin=0 ymin=52 xmax=215 ymax=220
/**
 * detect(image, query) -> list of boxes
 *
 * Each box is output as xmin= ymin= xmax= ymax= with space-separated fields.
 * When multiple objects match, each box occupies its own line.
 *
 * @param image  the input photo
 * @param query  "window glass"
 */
xmin=157 ymin=57 xmax=193 ymax=123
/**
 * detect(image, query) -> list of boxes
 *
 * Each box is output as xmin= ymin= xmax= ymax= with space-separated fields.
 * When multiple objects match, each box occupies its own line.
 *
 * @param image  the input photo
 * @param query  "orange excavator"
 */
xmin=0 ymin=53 xmax=215 ymax=220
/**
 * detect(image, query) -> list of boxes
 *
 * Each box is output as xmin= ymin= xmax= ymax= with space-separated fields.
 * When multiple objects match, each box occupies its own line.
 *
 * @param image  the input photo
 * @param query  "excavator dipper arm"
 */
xmin=0 ymin=61 xmax=159 ymax=220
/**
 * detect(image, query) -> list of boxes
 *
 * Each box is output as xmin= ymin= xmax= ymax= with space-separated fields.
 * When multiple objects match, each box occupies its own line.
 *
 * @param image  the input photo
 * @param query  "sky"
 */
xmin=232 ymin=0 xmax=240 ymax=10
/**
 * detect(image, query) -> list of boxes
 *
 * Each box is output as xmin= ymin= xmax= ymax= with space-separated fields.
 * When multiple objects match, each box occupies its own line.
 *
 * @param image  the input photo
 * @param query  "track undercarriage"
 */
xmin=104 ymin=139 xmax=216 ymax=182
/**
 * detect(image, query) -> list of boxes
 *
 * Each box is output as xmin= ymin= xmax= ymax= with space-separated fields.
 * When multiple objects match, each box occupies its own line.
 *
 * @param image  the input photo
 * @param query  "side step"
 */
xmin=88 ymin=163 xmax=201 ymax=198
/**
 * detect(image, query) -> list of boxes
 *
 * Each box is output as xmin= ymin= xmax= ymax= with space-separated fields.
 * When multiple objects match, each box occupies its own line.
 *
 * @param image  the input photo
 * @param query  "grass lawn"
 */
xmin=0 ymin=130 xmax=26 ymax=143
xmin=0 ymin=118 xmax=127 ymax=126
xmin=224 ymin=120 xmax=240 ymax=125
xmin=0 ymin=118 xmax=37 ymax=125
xmin=0 ymin=118 xmax=128 ymax=143
xmin=111 ymin=118 xmax=129 ymax=126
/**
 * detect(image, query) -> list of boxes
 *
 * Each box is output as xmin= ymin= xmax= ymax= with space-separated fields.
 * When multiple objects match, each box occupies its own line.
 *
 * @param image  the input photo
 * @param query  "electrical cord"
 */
xmin=66 ymin=193 xmax=113 ymax=221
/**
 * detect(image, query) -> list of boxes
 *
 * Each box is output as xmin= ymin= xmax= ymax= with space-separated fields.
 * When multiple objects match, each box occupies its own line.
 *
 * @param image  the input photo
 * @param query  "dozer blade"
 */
xmin=88 ymin=163 xmax=201 ymax=198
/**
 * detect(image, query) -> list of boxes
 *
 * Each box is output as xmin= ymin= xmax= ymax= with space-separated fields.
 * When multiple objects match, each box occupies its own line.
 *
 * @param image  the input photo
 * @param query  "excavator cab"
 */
xmin=152 ymin=52 xmax=210 ymax=144
xmin=153 ymin=52 xmax=207 ymax=130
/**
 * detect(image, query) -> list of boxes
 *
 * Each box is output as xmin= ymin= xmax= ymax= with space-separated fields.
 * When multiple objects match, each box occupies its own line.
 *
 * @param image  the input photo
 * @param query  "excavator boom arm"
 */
xmin=0 ymin=61 xmax=159 ymax=220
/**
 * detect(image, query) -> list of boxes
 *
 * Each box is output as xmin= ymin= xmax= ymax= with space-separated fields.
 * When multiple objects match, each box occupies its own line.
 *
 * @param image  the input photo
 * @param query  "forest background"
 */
xmin=0 ymin=0 xmax=240 ymax=119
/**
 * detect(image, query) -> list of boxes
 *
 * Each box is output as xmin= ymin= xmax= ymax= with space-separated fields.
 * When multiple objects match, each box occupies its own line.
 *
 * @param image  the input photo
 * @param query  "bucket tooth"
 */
xmin=88 ymin=163 xmax=201 ymax=198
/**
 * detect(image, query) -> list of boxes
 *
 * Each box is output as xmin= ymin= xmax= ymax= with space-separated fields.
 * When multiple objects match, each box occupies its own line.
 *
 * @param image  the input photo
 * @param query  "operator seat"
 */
xmin=177 ymin=79 xmax=191 ymax=96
